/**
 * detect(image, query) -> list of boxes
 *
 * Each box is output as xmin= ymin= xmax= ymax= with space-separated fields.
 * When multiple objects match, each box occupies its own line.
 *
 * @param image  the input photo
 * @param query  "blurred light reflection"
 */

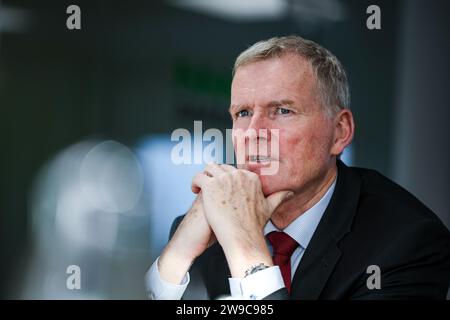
xmin=22 ymin=139 xmax=149 ymax=299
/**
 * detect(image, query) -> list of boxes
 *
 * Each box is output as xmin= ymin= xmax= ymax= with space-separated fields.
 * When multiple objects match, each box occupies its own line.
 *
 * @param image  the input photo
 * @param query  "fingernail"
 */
xmin=285 ymin=191 xmax=294 ymax=199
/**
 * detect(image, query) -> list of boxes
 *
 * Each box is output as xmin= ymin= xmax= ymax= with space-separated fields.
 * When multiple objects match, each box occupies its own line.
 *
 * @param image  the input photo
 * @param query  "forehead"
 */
xmin=231 ymin=53 xmax=316 ymax=103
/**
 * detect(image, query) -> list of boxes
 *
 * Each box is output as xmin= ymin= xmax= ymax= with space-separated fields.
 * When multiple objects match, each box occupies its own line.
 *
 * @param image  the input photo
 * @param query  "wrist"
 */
xmin=222 ymin=240 xmax=273 ymax=278
xmin=158 ymin=243 xmax=195 ymax=284
xmin=220 ymin=229 xmax=267 ymax=256
xmin=244 ymin=263 xmax=271 ymax=277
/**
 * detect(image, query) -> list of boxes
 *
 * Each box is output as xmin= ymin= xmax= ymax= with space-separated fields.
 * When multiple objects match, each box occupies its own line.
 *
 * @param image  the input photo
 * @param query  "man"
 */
xmin=146 ymin=35 xmax=450 ymax=299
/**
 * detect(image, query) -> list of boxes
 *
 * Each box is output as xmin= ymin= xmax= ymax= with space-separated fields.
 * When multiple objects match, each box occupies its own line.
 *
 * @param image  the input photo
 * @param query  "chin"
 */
xmin=238 ymin=164 xmax=288 ymax=196
xmin=259 ymin=175 xmax=283 ymax=197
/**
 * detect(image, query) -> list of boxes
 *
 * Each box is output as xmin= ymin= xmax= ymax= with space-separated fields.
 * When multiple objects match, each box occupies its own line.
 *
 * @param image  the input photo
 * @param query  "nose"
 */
xmin=233 ymin=111 xmax=279 ymax=164
xmin=245 ymin=111 xmax=272 ymax=143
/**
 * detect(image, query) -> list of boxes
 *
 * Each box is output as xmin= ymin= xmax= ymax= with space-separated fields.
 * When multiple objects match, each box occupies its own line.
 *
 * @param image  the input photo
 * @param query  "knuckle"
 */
xmin=221 ymin=164 xmax=235 ymax=171
xmin=248 ymin=171 xmax=258 ymax=179
xmin=242 ymin=169 xmax=258 ymax=180
xmin=221 ymin=172 xmax=232 ymax=182
xmin=236 ymin=169 xmax=246 ymax=177
xmin=232 ymin=170 xmax=244 ymax=181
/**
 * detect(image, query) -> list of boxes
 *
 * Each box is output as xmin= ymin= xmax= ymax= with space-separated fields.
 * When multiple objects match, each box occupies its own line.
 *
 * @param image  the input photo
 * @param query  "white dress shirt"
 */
xmin=146 ymin=178 xmax=336 ymax=300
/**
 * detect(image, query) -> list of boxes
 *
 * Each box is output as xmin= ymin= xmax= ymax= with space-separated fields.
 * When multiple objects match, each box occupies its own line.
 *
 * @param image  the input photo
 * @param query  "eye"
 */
xmin=236 ymin=110 xmax=251 ymax=118
xmin=276 ymin=107 xmax=291 ymax=115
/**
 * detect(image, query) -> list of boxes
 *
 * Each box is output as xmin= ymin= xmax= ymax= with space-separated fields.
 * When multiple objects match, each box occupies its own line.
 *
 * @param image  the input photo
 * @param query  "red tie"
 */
xmin=266 ymin=231 xmax=299 ymax=293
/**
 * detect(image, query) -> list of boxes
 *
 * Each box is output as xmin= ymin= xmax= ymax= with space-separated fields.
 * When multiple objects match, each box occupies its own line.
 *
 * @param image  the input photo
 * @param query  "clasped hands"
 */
xmin=158 ymin=163 xmax=293 ymax=284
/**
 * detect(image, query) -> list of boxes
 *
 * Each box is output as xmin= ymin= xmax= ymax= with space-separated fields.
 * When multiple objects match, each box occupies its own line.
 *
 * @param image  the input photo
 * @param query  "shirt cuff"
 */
xmin=145 ymin=257 xmax=190 ymax=300
xmin=228 ymin=266 xmax=284 ymax=300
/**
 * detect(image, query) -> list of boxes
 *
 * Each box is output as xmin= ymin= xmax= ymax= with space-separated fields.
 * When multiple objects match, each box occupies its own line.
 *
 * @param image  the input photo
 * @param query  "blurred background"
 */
xmin=0 ymin=0 xmax=448 ymax=299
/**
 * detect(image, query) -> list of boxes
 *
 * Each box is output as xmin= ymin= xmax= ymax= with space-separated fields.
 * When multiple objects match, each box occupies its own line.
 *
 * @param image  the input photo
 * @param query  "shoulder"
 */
xmin=350 ymin=165 xmax=444 ymax=224
xmin=335 ymin=165 xmax=450 ymax=299
xmin=344 ymin=165 xmax=450 ymax=254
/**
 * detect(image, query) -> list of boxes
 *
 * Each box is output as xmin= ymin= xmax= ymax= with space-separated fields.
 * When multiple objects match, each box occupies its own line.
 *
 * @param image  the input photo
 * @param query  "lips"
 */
xmin=248 ymin=155 xmax=272 ymax=163
xmin=245 ymin=155 xmax=279 ymax=167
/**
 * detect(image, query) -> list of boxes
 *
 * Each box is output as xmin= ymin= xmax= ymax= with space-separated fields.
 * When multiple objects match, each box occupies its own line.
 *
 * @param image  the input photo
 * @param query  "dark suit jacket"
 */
xmin=170 ymin=161 xmax=450 ymax=299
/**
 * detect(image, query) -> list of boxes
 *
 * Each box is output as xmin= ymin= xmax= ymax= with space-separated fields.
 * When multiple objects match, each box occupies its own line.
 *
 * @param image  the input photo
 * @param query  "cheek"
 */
xmin=278 ymin=128 xmax=311 ymax=160
xmin=279 ymin=120 xmax=333 ymax=168
xmin=258 ymin=119 xmax=334 ymax=194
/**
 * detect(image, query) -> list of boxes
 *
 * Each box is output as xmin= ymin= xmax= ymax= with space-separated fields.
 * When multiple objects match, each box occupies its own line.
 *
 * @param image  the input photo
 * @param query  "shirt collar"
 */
xmin=264 ymin=177 xmax=337 ymax=249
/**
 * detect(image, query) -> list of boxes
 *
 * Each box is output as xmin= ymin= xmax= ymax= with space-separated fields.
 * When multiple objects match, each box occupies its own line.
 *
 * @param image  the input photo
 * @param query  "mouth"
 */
xmin=242 ymin=155 xmax=280 ymax=175
xmin=248 ymin=155 xmax=272 ymax=163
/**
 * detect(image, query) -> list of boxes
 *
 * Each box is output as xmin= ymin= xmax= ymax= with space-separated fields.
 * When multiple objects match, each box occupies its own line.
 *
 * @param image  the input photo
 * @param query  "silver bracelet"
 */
xmin=244 ymin=263 xmax=270 ymax=277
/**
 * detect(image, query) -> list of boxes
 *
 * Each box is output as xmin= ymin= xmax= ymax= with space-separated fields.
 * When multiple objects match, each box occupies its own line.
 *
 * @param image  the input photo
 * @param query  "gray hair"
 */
xmin=233 ymin=35 xmax=350 ymax=116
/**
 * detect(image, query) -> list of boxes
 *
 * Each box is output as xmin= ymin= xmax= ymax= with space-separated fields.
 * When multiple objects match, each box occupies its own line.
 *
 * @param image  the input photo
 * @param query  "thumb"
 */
xmin=266 ymin=190 xmax=294 ymax=212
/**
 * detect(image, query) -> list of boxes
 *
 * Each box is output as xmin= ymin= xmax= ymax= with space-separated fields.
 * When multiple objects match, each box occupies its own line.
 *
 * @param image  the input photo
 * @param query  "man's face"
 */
xmin=230 ymin=53 xmax=337 ymax=196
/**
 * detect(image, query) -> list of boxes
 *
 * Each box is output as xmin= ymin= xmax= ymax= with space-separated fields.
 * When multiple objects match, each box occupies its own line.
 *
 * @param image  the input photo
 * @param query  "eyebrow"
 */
xmin=229 ymin=99 xmax=295 ymax=114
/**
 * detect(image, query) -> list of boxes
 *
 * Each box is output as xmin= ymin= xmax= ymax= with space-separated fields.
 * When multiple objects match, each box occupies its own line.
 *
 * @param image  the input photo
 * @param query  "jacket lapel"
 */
xmin=290 ymin=160 xmax=362 ymax=299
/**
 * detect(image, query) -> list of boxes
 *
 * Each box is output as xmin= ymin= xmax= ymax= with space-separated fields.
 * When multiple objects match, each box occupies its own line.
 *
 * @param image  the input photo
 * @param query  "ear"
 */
xmin=330 ymin=109 xmax=355 ymax=156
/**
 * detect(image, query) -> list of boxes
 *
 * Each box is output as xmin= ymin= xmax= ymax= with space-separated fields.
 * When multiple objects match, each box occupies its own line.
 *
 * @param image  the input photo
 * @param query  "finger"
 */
xmin=266 ymin=190 xmax=294 ymax=212
xmin=240 ymin=168 xmax=261 ymax=181
xmin=219 ymin=164 xmax=237 ymax=172
xmin=204 ymin=163 xmax=225 ymax=177
xmin=191 ymin=172 xmax=211 ymax=193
